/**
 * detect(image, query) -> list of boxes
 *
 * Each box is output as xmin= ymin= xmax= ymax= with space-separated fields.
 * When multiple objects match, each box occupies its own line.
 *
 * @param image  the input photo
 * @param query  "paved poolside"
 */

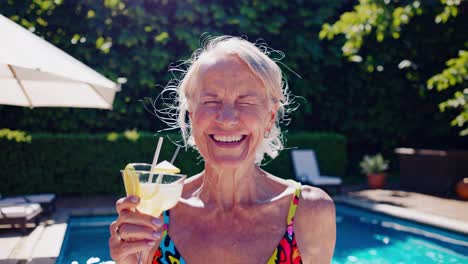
xmin=336 ymin=188 xmax=468 ymax=234
xmin=346 ymin=189 xmax=468 ymax=222
xmin=0 ymin=191 xmax=467 ymax=263
xmin=0 ymin=195 xmax=118 ymax=264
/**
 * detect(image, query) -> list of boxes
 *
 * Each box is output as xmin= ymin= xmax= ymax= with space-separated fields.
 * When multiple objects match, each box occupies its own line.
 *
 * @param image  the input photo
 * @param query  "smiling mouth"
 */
xmin=209 ymin=134 xmax=247 ymax=144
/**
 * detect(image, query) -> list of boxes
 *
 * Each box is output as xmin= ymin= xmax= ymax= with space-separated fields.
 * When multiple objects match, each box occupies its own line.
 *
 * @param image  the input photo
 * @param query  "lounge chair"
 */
xmin=23 ymin=193 xmax=56 ymax=217
xmin=290 ymin=149 xmax=342 ymax=193
xmin=0 ymin=197 xmax=26 ymax=206
xmin=0 ymin=202 xmax=43 ymax=234
xmin=1 ymin=193 xmax=56 ymax=218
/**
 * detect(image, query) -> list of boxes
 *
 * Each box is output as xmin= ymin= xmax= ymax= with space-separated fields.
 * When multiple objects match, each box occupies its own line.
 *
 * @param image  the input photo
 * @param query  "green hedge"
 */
xmin=0 ymin=132 xmax=346 ymax=196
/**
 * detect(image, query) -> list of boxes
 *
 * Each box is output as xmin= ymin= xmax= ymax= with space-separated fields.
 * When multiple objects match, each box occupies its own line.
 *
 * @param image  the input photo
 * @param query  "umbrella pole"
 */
xmin=8 ymin=65 xmax=34 ymax=108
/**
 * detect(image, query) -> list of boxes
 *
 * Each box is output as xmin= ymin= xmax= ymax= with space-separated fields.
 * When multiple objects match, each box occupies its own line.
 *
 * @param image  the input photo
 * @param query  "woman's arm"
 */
xmin=294 ymin=186 xmax=336 ymax=264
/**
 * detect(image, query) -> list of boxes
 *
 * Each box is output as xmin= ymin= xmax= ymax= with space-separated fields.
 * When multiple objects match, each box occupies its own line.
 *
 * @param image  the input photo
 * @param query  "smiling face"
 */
xmin=188 ymin=54 xmax=276 ymax=168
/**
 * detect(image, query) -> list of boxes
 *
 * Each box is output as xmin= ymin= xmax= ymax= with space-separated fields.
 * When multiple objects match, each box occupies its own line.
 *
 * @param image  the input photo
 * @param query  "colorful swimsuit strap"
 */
xmin=152 ymin=210 xmax=186 ymax=264
xmin=153 ymin=182 xmax=303 ymax=264
xmin=267 ymin=181 xmax=303 ymax=264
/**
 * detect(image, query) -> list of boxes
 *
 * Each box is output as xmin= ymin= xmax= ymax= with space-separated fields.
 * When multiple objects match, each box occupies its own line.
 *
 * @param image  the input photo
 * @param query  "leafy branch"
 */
xmin=319 ymin=0 xmax=467 ymax=135
xmin=319 ymin=0 xmax=422 ymax=58
xmin=428 ymin=51 xmax=468 ymax=135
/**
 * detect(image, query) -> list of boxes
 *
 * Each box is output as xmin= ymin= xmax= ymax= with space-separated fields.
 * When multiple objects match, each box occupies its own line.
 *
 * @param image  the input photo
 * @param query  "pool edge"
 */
xmin=30 ymin=207 xmax=116 ymax=264
xmin=334 ymin=195 xmax=468 ymax=235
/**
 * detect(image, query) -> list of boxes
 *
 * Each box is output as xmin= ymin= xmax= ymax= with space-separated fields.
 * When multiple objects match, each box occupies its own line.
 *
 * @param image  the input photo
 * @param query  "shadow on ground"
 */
xmin=1 ymin=257 xmax=56 ymax=264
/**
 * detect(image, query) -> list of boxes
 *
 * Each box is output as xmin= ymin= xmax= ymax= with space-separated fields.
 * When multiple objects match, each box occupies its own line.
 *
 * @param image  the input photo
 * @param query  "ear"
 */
xmin=270 ymin=103 xmax=279 ymax=120
xmin=187 ymin=102 xmax=193 ymax=119
xmin=269 ymin=110 xmax=276 ymax=125
xmin=266 ymin=103 xmax=279 ymax=129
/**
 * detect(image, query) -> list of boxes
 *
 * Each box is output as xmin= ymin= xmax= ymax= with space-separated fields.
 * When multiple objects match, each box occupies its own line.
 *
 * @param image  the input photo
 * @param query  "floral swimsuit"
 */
xmin=152 ymin=183 xmax=303 ymax=264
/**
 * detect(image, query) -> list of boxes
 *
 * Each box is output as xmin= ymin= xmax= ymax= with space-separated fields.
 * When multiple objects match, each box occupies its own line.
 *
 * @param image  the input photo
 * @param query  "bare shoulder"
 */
xmin=297 ymin=185 xmax=335 ymax=214
xmin=294 ymin=185 xmax=337 ymax=263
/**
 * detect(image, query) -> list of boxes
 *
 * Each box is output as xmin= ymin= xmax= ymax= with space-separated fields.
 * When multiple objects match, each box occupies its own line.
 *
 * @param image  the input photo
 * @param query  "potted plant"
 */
xmin=359 ymin=153 xmax=389 ymax=189
xmin=456 ymin=178 xmax=468 ymax=200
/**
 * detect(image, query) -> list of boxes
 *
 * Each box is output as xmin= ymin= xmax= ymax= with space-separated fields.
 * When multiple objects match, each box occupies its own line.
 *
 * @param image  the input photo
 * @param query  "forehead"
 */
xmin=196 ymin=54 xmax=265 ymax=97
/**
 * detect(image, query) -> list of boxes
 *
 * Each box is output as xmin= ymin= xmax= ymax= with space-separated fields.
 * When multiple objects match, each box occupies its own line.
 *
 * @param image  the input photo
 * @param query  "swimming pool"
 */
xmin=56 ymin=204 xmax=468 ymax=263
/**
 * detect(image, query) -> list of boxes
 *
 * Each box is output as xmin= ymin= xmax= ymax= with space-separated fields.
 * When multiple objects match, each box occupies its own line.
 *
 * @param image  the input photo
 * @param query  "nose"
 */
xmin=215 ymin=103 xmax=239 ymax=127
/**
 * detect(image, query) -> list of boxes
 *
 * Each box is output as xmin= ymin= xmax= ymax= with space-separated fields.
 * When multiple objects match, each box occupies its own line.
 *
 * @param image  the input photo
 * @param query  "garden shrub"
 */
xmin=0 ymin=132 xmax=346 ymax=196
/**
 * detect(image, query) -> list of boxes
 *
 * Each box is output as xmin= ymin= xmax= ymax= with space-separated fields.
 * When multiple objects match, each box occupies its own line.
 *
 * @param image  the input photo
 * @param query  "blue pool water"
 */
xmin=57 ymin=204 xmax=468 ymax=264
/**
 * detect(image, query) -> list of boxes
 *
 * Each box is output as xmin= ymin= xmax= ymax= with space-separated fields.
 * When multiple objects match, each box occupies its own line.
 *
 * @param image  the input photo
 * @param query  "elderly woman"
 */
xmin=109 ymin=36 xmax=336 ymax=264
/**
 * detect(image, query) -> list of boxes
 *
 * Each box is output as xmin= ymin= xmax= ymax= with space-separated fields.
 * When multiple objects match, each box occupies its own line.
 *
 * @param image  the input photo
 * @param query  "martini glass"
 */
xmin=121 ymin=163 xmax=186 ymax=263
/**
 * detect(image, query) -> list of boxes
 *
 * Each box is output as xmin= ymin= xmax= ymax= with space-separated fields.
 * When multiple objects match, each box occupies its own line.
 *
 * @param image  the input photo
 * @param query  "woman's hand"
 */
xmin=109 ymin=196 xmax=163 ymax=264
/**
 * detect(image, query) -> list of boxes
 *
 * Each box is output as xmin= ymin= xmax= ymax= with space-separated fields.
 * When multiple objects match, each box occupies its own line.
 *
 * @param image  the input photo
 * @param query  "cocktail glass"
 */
xmin=120 ymin=163 xmax=186 ymax=262
xmin=121 ymin=163 xmax=186 ymax=217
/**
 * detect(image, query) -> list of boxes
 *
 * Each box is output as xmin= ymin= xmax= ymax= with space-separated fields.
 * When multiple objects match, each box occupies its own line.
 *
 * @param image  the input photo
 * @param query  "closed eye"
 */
xmin=237 ymin=102 xmax=256 ymax=106
xmin=203 ymin=101 xmax=221 ymax=106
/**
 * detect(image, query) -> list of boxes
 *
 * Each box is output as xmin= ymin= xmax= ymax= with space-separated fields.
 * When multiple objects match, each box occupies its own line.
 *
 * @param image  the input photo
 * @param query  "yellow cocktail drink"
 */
xmin=122 ymin=162 xmax=185 ymax=217
xmin=137 ymin=181 xmax=184 ymax=216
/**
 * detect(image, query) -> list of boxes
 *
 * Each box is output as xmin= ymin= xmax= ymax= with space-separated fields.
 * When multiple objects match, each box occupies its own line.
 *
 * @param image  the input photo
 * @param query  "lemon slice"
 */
xmin=151 ymin=160 xmax=180 ymax=174
xmin=123 ymin=164 xmax=140 ymax=197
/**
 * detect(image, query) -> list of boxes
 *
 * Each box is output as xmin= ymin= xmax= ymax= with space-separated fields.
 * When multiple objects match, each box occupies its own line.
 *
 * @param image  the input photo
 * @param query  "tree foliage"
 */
xmin=0 ymin=129 xmax=31 ymax=143
xmin=320 ymin=0 xmax=422 ymax=58
xmin=428 ymin=50 xmax=468 ymax=135
xmin=320 ymin=0 xmax=468 ymax=136
xmin=0 ymin=0 xmax=466 ymax=174
xmin=0 ymin=0 xmax=343 ymax=133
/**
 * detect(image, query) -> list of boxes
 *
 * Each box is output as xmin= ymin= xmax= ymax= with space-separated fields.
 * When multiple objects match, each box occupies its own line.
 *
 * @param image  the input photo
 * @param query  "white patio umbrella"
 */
xmin=0 ymin=14 xmax=121 ymax=109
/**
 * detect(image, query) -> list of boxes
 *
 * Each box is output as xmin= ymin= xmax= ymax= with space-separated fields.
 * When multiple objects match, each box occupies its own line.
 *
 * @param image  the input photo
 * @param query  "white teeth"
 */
xmin=213 ymin=135 xmax=243 ymax=142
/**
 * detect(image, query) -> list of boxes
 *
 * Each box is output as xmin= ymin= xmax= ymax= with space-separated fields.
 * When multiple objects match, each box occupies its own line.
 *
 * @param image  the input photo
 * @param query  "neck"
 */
xmin=197 ymin=162 xmax=263 ymax=211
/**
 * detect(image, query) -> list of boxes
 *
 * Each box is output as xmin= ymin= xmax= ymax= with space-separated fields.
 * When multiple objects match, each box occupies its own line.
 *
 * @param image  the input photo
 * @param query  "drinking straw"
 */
xmin=155 ymin=145 xmax=181 ymax=184
xmin=170 ymin=146 xmax=181 ymax=164
xmin=149 ymin=137 xmax=164 ymax=183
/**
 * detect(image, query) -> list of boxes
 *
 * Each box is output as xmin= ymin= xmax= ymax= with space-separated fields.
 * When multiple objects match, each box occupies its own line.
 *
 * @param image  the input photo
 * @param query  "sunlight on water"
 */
xmin=333 ymin=237 xmax=468 ymax=264
xmin=332 ymin=205 xmax=468 ymax=264
xmin=58 ymin=206 xmax=468 ymax=264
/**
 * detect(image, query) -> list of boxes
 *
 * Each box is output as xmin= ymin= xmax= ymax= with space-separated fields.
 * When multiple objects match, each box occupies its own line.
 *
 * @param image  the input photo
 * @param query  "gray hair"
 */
xmin=157 ymin=36 xmax=294 ymax=164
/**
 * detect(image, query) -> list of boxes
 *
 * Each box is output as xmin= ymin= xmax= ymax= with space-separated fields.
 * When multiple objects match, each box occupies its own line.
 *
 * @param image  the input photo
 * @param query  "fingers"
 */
xmin=117 ymin=208 xmax=163 ymax=230
xmin=116 ymin=196 xmax=140 ymax=214
xmin=110 ymin=220 xmax=119 ymax=236
xmin=111 ymin=196 xmax=163 ymax=239
xmin=118 ymin=223 xmax=162 ymax=241
xmin=115 ymin=195 xmax=162 ymax=229
xmin=109 ymin=239 xmax=157 ymax=262
xmin=111 ymin=196 xmax=165 ymax=262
